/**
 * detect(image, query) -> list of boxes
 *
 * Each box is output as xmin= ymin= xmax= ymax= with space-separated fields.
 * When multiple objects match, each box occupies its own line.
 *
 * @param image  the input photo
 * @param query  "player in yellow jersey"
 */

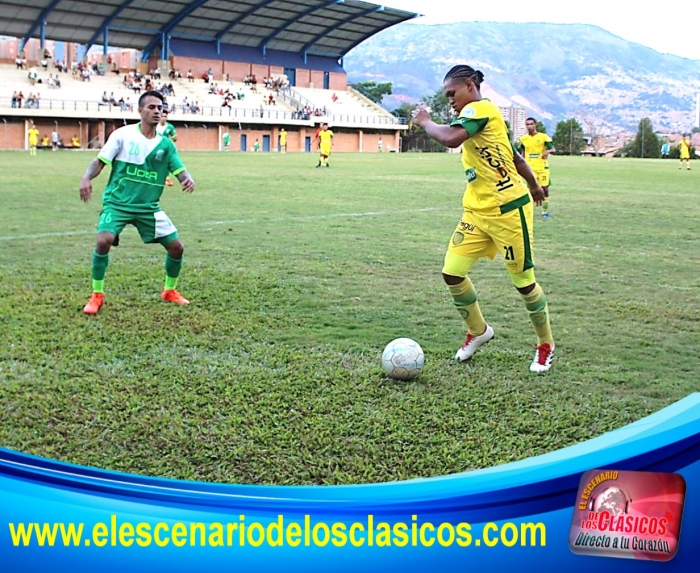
xmin=315 ymin=123 xmax=333 ymax=167
xmin=279 ymin=128 xmax=287 ymax=153
xmin=679 ymin=135 xmax=691 ymax=170
xmin=27 ymin=121 xmax=39 ymax=156
xmin=412 ymin=65 xmax=555 ymax=373
xmin=519 ymin=118 xmax=555 ymax=218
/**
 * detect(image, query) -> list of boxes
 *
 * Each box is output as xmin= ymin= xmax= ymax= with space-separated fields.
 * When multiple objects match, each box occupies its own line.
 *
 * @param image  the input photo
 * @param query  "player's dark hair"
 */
xmin=526 ymin=117 xmax=537 ymax=123
xmin=138 ymin=90 xmax=164 ymax=108
xmin=444 ymin=65 xmax=484 ymax=87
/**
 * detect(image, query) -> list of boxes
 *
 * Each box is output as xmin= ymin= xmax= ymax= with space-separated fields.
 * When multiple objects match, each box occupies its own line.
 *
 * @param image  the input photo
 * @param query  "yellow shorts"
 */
xmin=443 ymin=196 xmax=534 ymax=277
xmin=535 ymin=167 xmax=550 ymax=187
xmin=320 ymin=143 xmax=332 ymax=156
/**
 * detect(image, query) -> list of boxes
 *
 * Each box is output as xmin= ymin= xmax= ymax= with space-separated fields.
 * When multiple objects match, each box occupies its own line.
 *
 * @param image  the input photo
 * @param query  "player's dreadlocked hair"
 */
xmin=443 ymin=65 xmax=484 ymax=87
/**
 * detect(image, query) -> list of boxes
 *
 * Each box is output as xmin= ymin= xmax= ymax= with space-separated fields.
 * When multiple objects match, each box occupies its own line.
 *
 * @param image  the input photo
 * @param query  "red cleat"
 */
xmin=83 ymin=292 xmax=104 ymax=315
xmin=161 ymin=288 xmax=189 ymax=305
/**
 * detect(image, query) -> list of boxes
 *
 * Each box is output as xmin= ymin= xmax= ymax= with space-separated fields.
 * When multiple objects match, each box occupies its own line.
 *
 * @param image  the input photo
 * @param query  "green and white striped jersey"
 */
xmin=97 ymin=124 xmax=186 ymax=213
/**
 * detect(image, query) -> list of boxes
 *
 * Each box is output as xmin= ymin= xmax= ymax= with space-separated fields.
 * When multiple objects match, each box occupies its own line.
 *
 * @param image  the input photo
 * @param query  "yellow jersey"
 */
xmin=28 ymin=128 xmax=39 ymax=145
xmin=451 ymin=99 xmax=529 ymax=216
xmin=680 ymin=139 xmax=690 ymax=159
xmin=518 ymin=132 xmax=553 ymax=171
xmin=319 ymin=130 xmax=333 ymax=145
xmin=280 ymin=131 xmax=287 ymax=145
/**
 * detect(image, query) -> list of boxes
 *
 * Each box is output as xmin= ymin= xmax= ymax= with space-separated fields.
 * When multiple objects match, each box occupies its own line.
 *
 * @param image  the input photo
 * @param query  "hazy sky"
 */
xmin=384 ymin=0 xmax=700 ymax=60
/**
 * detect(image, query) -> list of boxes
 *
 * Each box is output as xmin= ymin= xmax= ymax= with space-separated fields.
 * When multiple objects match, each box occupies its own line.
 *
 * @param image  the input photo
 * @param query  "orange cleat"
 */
xmin=83 ymin=292 xmax=104 ymax=315
xmin=165 ymin=178 xmax=173 ymax=186
xmin=161 ymin=288 xmax=189 ymax=305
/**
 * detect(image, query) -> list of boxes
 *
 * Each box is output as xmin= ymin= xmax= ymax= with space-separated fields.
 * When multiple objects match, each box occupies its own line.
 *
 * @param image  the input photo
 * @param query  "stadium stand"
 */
xmin=0 ymin=0 xmax=418 ymax=151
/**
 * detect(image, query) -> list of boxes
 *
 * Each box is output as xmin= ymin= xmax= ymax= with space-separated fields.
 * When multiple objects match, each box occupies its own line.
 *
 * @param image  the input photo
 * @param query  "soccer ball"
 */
xmin=381 ymin=338 xmax=425 ymax=381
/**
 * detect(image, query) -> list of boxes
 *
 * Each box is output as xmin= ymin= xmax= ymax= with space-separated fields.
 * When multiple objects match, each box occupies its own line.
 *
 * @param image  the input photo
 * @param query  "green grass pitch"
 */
xmin=0 ymin=150 xmax=698 ymax=485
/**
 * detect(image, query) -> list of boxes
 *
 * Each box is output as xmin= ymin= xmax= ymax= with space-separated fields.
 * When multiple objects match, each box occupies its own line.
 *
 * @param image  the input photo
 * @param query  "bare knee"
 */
xmin=95 ymin=232 xmax=114 ymax=254
xmin=166 ymin=240 xmax=184 ymax=258
xmin=442 ymin=272 xmax=464 ymax=286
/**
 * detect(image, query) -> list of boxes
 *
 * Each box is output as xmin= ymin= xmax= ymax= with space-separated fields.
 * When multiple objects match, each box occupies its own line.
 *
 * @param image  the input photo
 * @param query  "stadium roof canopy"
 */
xmin=0 ymin=0 xmax=419 ymax=60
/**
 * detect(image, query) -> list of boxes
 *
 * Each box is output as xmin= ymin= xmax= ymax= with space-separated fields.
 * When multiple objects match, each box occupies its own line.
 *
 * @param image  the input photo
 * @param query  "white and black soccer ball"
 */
xmin=381 ymin=338 xmax=425 ymax=381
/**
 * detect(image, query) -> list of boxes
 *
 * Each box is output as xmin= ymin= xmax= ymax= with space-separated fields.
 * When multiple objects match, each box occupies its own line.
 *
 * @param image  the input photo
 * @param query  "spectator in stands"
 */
xmin=16 ymin=91 xmax=24 ymax=108
xmin=41 ymin=135 xmax=50 ymax=147
xmin=28 ymin=67 xmax=38 ymax=86
xmin=186 ymin=70 xmax=194 ymax=82
xmin=16 ymin=56 xmax=24 ymax=69
xmin=331 ymin=92 xmax=339 ymax=103
xmin=268 ymin=94 xmax=276 ymax=106
xmin=40 ymin=58 xmax=49 ymax=71
xmin=71 ymin=135 xmax=80 ymax=148
xmin=11 ymin=91 xmax=19 ymax=108
xmin=236 ymin=88 xmax=245 ymax=100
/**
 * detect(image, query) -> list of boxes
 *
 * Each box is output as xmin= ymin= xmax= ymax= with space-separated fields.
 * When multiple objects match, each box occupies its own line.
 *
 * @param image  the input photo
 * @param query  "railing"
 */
xmin=0 ymin=97 xmax=407 ymax=126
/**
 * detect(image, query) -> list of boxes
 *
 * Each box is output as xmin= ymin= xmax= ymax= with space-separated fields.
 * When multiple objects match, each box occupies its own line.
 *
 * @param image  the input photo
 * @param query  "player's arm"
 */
xmin=542 ymin=140 xmax=554 ymax=159
xmin=513 ymin=152 xmax=544 ymax=205
xmin=412 ymin=106 xmax=469 ymax=148
xmin=79 ymin=159 xmax=106 ymax=202
xmin=175 ymin=169 xmax=195 ymax=193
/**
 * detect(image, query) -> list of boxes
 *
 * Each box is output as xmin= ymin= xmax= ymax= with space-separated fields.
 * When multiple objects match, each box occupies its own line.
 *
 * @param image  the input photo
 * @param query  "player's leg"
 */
xmin=443 ymin=215 xmax=497 ymax=361
xmin=496 ymin=203 xmax=554 ymax=371
xmin=84 ymin=209 xmax=127 ymax=314
xmin=540 ymin=169 xmax=551 ymax=218
xmin=160 ymin=236 xmax=189 ymax=304
xmin=136 ymin=210 xmax=189 ymax=304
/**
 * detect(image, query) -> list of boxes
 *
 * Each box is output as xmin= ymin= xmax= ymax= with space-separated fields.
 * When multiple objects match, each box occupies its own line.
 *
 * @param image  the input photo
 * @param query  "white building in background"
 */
xmin=499 ymin=105 xmax=527 ymax=140
xmin=695 ymin=93 xmax=700 ymax=129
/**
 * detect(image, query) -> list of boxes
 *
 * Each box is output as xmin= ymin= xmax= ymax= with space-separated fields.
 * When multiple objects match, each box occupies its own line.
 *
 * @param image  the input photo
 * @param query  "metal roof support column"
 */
xmin=161 ymin=33 xmax=168 ymax=61
xmin=103 ymin=28 xmax=109 ymax=55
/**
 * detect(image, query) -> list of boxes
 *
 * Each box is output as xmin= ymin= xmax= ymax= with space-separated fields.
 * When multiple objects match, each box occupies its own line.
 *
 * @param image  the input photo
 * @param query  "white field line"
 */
xmin=0 ymin=207 xmax=445 ymax=242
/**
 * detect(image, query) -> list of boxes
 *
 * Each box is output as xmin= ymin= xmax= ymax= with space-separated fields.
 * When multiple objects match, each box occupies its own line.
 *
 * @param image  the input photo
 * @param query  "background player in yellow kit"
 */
xmin=27 ymin=122 xmax=39 ymax=156
xmin=315 ymin=123 xmax=333 ymax=168
xmin=679 ymin=135 xmax=691 ymax=170
xmin=519 ymin=118 xmax=555 ymax=218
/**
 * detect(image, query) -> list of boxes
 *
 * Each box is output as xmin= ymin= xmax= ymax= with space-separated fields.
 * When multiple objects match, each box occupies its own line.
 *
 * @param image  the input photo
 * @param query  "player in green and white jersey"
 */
xmin=79 ymin=91 xmax=196 ymax=315
xmin=156 ymin=110 xmax=177 ymax=187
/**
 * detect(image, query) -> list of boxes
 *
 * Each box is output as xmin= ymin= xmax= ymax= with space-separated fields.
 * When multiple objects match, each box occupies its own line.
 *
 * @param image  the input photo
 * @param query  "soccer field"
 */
xmin=0 ymin=151 xmax=698 ymax=485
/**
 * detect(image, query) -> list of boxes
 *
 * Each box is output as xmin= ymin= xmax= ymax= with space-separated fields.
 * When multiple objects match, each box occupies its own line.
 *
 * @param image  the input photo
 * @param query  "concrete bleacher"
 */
xmin=0 ymin=63 xmax=140 ymax=114
xmin=289 ymin=86 xmax=398 ymax=126
xmin=0 ymin=63 xmax=403 ymax=128
xmin=170 ymin=77 xmax=295 ymax=116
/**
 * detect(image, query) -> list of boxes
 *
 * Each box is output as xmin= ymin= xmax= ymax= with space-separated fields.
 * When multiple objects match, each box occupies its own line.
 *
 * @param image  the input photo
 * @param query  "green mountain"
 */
xmin=344 ymin=22 xmax=700 ymax=132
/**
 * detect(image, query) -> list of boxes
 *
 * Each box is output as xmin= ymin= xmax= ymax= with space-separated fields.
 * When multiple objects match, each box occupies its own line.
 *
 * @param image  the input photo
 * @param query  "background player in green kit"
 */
xmin=79 ymin=90 xmax=196 ymax=315
xmin=156 ymin=110 xmax=177 ymax=186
